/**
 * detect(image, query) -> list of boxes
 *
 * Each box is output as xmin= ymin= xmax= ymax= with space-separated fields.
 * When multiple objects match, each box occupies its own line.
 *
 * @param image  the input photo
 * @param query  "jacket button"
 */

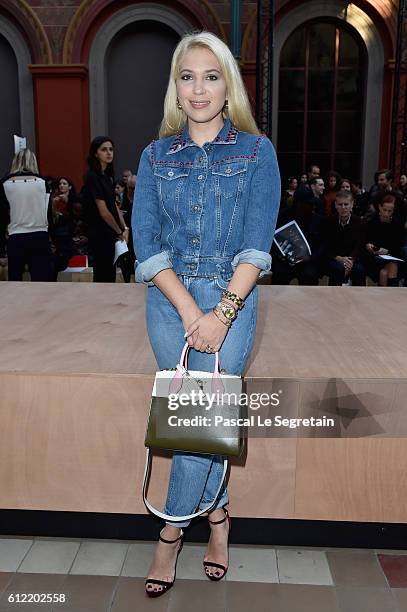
xmin=168 ymin=170 xmax=174 ymax=177
xmin=225 ymin=168 xmax=232 ymax=174
xmin=191 ymin=237 xmax=199 ymax=246
xmin=198 ymin=175 xmax=204 ymax=180
xmin=193 ymin=206 xmax=200 ymax=212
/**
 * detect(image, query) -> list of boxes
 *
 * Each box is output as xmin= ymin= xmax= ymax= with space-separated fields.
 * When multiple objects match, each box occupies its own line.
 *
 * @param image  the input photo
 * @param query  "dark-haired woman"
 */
xmin=364 ymin=195 xmax=404 ymax=286
xmin=280 ymin=176 xmax=297 ymax=211
xmin=49 ymin=176 xmax=76 ymax=278
xmin=83 ymin=137 xmax=128 ymax=282
xmin=324 ymin=171 xmax=341 ymax=216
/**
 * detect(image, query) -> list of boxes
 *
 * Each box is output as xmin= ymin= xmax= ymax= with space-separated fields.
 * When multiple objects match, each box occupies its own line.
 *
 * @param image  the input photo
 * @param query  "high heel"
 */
xmin=145 ymin=529 xmax=183 ymax=598
xmin=203 ymin=507 xmax=231 ymax=581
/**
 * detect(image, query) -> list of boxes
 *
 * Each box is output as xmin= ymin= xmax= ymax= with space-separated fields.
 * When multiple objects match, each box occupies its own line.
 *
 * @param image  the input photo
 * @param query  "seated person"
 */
xmin=309 ymin=176 xmax=325 ymax=216
xmin=351 ymin=179 xmax=370 ymax=218
xmin=280 ymin=176 xmax=298 ymax=211
xmin=272 ymin=186 xmax=323 ymax=286
xmin=364 ymin=194 xmax=404 ymax=286
xmin=323 ymin=190 xmax=366 ymax=286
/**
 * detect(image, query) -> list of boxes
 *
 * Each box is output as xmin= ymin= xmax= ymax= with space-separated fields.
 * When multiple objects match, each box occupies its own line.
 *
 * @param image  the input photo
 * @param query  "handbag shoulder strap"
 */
xmin=142 ymin=449 xmax=228 ymax=522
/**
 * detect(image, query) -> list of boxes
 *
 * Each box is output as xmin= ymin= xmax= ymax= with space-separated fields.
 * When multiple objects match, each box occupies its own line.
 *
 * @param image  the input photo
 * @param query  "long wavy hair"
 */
xmin=87 ymin=136 xmax=115 ymax=179
xmin=159 ymin=31 xmax=259 ymax=138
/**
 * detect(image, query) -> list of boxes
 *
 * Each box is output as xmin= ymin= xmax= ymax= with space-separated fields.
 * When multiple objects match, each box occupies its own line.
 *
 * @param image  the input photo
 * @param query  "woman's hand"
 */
xmin=377 ymin=248 xmax=389 ymax=256
xmin=185 ymin=311 xmax=229 ymax=353
xmin=179 ymin=303 xmax=204 ymax=347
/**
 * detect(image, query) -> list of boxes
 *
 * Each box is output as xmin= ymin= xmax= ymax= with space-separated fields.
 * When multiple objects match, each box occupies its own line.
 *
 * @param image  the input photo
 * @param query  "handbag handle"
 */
xmin=142 ymin=448 xmax=228 ymax=522
xmin=169 ymin=342 xmax=224 ymax=396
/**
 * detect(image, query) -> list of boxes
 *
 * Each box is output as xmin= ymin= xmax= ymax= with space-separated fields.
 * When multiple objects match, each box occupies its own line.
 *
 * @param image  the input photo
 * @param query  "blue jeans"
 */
xmin=146 ymin=275 xmax=257 ymax=527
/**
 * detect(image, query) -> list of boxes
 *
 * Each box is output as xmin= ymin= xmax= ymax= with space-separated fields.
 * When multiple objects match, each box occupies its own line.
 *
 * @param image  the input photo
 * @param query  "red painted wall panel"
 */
xmin=29 ymin=66 xmax=90 ymax=190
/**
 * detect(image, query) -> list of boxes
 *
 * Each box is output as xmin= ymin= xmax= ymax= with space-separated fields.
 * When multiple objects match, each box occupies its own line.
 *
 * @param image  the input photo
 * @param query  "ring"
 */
xmin=206 ymin=344 xmax=214 ymax=352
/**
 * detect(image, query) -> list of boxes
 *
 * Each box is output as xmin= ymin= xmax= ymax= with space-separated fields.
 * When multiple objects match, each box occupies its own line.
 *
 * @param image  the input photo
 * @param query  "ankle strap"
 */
xmin=159 ymin=529 xmax=183 ymax=544
xmin=208 ymin=508 xmax=228 ymax=525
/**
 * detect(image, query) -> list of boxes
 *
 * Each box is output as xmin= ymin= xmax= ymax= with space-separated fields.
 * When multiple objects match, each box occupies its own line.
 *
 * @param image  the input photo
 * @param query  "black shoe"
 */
xmin=145 ymin=529 xmax=183 ymax=598
xmin=203 ymin=507 xmax=231 ymax=581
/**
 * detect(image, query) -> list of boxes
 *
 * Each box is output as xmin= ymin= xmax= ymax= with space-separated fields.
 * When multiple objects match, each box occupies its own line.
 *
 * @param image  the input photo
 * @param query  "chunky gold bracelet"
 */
xmin=213 ymin=306 xmax=231 ymax=327
xmin=222 ymin=289 xmax=244 ymax=310
xmin=220 ymin=297 xmax=238 ymax=311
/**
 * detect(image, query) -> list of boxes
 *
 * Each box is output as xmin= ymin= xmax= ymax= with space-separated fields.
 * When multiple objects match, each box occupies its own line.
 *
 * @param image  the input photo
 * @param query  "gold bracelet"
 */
xmin=213 ymin=306 xmax=231 ymax=327
xmin=222 ymin=289 xmax=244 ymax=310
xmin=220 ymin=297 xmax=238 ymax=311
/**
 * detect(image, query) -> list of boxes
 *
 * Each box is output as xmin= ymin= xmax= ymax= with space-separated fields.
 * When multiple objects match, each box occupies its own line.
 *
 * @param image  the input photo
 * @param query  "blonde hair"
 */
xmin=159 ymin=31 xmax=259 ymax=138
xmin=10 ymin=149 xmax=39 ymax=174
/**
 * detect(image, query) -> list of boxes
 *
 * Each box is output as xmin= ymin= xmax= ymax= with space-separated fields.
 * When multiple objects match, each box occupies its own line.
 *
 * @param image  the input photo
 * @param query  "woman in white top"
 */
xmin=0 ymin=149 xmax=53 ymax=281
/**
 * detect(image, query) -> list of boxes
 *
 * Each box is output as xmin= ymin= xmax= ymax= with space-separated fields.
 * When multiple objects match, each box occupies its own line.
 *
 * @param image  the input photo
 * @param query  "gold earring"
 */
xmin=177 ymin=97 xmax=182 ymax=110
xmin=223 ymin=99 xmax=229 ymax=111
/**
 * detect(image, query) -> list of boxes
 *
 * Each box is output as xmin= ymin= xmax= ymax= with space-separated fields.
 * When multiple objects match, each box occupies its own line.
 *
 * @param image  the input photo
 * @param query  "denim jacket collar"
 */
xmin=166 ymin=118 xmax=238 ymax=155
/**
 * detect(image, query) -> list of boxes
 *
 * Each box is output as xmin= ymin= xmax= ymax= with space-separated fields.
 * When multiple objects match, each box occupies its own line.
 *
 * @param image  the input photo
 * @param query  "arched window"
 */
xmin=278 ymin=20 xmax=366 ymax=182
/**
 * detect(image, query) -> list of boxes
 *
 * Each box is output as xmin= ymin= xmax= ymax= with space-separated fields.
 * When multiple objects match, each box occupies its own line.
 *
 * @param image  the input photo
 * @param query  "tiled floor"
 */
xmin=0 ymin=536 xmax=406 ymax=611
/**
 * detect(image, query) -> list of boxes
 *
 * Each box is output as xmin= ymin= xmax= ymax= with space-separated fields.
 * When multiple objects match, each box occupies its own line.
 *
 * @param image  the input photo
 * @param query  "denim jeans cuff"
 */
xmin=165 ymin=519 xmax=191 ymax=528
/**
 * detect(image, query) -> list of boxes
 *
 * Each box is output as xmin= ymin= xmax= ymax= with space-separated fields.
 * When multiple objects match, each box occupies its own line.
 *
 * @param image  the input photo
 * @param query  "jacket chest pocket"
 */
xmin=154 ymin=166 xmax=190 ymax=202
xmin=211 ymin=161 xmax=248 ymax=199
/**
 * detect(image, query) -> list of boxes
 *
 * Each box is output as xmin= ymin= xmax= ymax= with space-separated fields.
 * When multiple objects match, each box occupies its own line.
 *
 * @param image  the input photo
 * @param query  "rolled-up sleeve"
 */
xmin=132 ymin=144 xmax=172 ymax=285
xmin=231 ymin=137 xmax=281 ymax=277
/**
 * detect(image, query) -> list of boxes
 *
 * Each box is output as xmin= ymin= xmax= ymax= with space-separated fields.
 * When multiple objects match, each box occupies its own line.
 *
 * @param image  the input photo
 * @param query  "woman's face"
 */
xmin=288 ymin=178 xmax=297 ymax=191
xmin=328 ymin=176 xmax=337 ymax=189
xmin=115 ymin=183 xmax=124 ymax=196
xmin=176 ymin=47 xmax=227 ymax=126
xmin=400 ymin=174 xmax=407 ymax=187
xmin=95 ymin=141 xmax=113 ymax=166
xmin=59 ymin=178 xmax=71 ymax=194
xmin=341 ymin=180 xmax=351 ymax=191
xmin=300 ymin=174 xmax=308 ymax=183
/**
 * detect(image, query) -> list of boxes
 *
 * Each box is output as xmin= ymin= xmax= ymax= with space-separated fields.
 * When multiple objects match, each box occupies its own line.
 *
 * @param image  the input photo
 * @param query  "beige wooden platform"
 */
xmin=0 ymin=283 xmax=406 ymax=523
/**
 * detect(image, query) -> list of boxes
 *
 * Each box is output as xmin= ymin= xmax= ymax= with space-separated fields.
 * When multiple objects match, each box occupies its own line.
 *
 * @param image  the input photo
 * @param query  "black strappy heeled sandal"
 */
xmin=203 ymin=507 xmax=231 ymax=581
xmin=145 ymin=529 xmax=184 ymax=598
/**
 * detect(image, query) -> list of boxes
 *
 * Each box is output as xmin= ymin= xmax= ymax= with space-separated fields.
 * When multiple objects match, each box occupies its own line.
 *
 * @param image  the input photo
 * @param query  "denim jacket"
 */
xmin=132 ymin=118 xmax=281 ymax=285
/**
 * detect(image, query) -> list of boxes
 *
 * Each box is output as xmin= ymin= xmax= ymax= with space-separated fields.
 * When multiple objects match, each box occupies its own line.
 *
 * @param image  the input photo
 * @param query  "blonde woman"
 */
xmin=133 ymin=31 xmax=281 ymax=597
xmin=0 ymin=149 xmax=53 ymax=281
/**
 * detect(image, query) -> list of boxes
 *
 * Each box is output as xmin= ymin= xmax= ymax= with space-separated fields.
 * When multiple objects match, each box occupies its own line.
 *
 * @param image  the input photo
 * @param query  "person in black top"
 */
xmin=82 ymin=136 xmax=128 ymax=282
xmin=49 ymin=176 xmax=77 ymax=278
xmin=368 ymin=169 xmax=406 ymax=224
xmin=364 ymin=194 xmax=404 ymax=286
xmin=272 ymin=187 xmax=323 ymax=285
xmin=351 ymin=179 xmax=370 ymax=218
xmin=323 ymin=190 xmax=366 ymax=286
xmin=116 ymin=174 xmax=136 ymax=283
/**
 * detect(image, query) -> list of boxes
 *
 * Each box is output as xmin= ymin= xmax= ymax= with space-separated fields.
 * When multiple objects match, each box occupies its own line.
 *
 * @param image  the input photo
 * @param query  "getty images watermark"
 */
xmin=166 ymin=389 xmax=335 ymax=431
xmin=155 ymin=374 xmax=403 ymax=438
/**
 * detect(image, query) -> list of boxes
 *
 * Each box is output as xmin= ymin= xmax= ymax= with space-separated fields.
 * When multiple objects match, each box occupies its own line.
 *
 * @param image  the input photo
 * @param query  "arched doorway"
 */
xmin=88 ymin=5 xmax=193 ymax=175
xmin=0 ymin=33 xmax=21 ymax=176
xmin=277 ymin=19 xmax=366 ymax=183
xmin=106 ymin=20 xmax=179 ymax=174
xmin=0 ymin=12 xmax=36 ymax=178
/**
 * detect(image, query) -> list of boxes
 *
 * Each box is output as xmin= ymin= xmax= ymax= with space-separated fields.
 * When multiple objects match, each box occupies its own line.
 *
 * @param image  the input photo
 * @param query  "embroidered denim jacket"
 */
xmin=132 ymin=118 xmax=281 ymax=285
